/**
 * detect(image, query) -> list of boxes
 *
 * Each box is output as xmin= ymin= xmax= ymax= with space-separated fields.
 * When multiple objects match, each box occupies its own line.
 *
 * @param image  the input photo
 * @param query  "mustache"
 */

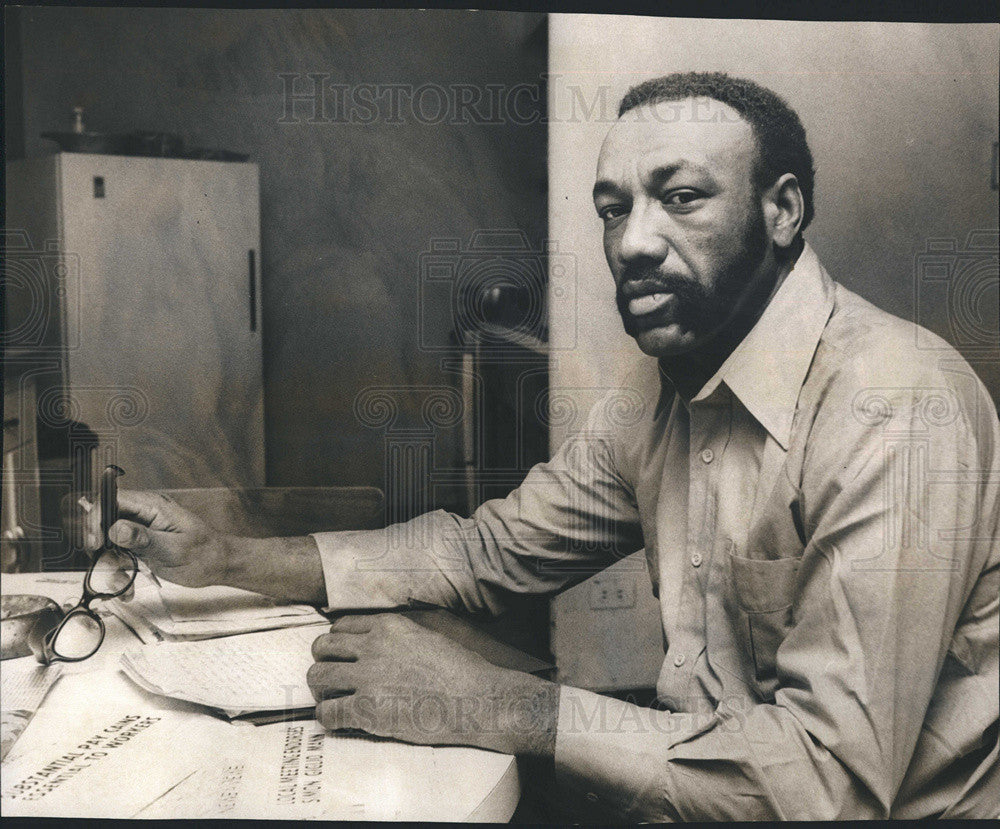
xmin=615 ymin=265 xmax=706 ymax=311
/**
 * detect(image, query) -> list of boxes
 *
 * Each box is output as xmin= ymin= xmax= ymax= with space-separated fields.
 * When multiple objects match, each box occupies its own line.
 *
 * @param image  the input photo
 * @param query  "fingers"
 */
xmin=315 ymin=697 xmax=356 ymax=732
xmin=307 ymin=661 xmax=356 ymax=701
xmin=327 ymin=614 xmax=376 ymax=634
xmin=311 ymin=632 xmax=361 ymax=662
xmin=117 ymin=489 xmax=178 ymax=528
xmin=109 ymin=519 xmax=151 ymax=550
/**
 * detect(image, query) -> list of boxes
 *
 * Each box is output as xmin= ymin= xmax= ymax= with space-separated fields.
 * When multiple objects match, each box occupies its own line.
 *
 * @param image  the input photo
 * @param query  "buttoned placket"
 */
xmin=657 ymin=389 xmax=732 ymax=710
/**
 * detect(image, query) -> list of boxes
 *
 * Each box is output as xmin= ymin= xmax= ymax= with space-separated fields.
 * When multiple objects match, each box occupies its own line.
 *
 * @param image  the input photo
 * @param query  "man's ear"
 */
xmin=763 ymin=173 xmax=804 ymax=250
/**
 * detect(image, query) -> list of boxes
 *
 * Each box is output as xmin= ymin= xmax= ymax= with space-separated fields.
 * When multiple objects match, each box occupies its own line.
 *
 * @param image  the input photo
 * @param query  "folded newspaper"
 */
xmin=107 ymin=572 xmax=327 ymax=643
xmin=1 ymin=702 xmax=238 ymax=817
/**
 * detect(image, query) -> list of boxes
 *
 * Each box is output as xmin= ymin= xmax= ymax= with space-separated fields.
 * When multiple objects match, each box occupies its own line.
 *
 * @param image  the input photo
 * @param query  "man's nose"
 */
xmin=616 ymin=200 xmax=669 ymax=266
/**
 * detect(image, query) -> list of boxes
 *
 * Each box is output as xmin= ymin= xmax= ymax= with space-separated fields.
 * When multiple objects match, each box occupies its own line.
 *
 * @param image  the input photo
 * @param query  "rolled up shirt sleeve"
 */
xmin=311 ymin=395 xmax=645 ymax=615
xmin=553 ymin=376 xmax=1000 ymax=820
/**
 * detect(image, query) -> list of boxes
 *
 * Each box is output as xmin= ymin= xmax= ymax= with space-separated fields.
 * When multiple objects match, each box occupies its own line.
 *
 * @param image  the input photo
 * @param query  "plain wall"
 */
xmin=9 ymin=7 xmax=547 ymax=514
xmin=548 ymin=16 xmax=999 ymax=451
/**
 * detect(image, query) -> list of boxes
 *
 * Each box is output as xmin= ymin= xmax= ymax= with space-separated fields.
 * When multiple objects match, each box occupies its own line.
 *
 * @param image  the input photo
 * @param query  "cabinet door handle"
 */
xmin=248 ymin=249 xmax=258 ymax=333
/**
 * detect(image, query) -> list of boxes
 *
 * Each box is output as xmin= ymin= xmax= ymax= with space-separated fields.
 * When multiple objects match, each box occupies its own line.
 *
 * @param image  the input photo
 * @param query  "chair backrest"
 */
xmin=157 ymin=486 xmax=384 ymax=538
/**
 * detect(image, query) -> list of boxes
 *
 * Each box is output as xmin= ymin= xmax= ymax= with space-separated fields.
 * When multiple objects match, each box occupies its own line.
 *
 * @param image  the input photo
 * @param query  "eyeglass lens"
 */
xmin=86 ymin=545 xmax=138 ymax=597
xmin=47 ymin=609 xmax=104 ymax=661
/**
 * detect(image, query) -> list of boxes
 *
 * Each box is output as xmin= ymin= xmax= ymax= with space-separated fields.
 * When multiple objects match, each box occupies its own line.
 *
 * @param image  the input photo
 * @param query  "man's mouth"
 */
xmin=627 ymin=292 xmax=674 ymax=317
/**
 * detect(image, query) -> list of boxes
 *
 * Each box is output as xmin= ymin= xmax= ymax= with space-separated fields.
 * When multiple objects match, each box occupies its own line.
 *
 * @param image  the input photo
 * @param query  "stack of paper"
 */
xmin=107 ymin=572 xmax=327 ymax=643
xmin=120 ymin=623 xmax=326 ymax=719
xmin=133 ymin=719 xmax=518 ymax=821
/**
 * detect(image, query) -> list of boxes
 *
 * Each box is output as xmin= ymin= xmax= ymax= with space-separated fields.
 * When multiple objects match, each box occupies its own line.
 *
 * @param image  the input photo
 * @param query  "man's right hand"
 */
xmin=91 ymin=489 xmax=327 ymax=605
xmin=107 ymin=490 xmax=237 ymax=589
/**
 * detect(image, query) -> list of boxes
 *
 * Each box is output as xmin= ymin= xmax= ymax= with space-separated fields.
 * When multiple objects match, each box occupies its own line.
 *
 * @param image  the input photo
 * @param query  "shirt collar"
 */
xmin=655 ymin=243 xmax=836 ymax=449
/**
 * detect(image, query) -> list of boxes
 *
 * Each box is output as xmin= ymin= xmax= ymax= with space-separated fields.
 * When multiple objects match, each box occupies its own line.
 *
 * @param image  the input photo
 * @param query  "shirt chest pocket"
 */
xmin=728 ymin=550 xmax=801 ymax=700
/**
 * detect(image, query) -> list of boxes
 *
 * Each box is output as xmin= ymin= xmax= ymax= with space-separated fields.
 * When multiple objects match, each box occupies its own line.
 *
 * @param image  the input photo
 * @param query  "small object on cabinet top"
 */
xmin=41 ymin=125 xmax=248 ymax=162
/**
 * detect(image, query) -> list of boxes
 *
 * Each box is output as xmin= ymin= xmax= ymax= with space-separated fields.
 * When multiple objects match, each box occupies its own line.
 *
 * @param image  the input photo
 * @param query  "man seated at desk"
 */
xmin=103 ymin=74 xmax=999 ymax=820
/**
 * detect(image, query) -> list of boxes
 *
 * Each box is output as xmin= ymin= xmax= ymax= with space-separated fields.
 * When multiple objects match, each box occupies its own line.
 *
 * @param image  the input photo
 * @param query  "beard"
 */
xmin=615 ymin=202 xmax=771 ymax=347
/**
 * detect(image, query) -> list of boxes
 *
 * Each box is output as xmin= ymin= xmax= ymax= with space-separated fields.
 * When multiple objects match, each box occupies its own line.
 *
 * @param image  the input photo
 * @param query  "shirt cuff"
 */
xmin=554 ymin=685 xmax=714 ymax=820
xmin=310 ymin=528 xmax=407 ymax=611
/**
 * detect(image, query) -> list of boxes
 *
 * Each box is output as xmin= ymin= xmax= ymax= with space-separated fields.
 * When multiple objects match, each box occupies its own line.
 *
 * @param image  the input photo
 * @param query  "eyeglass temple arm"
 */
xmin=100 ymin=465 xmax=125 ymax=544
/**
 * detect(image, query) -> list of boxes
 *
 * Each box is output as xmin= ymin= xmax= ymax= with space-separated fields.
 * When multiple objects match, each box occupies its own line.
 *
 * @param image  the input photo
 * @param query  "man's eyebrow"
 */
xmin=647 ymin=161 xmax=706 ymax=188
xmin=592 ymin=161 xmax=708 ymax=202
xmin=592 ymin=180 xmax=622 ymax=201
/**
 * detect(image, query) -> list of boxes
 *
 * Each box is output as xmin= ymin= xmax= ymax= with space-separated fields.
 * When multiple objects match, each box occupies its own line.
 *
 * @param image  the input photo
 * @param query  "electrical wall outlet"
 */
xmin=551 ymin=552 xmax=664 ymax=691
xmin=588 ymin=575 xmax=636 ymax=610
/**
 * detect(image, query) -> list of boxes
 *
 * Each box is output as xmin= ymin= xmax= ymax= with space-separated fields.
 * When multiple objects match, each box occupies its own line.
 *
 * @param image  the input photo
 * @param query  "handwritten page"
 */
xmin=119 ymin=623 xmax=329 ymax=716
xmin=1 ymin=660 xmax=64 ymax=761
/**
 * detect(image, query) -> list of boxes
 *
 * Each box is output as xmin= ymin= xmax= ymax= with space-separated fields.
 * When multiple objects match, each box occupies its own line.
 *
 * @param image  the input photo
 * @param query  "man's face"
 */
xmin=593 ymin=97 xmax=774 ymax=358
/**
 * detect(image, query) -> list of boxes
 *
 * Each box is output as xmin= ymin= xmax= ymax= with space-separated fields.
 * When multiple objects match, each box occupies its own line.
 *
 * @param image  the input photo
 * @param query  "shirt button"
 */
xmin=673 ymin=653 xmax=686 ymax=667
xmin=691 ymin=553 xmax=703 ymax=568
xmin=700 ymin=448 xmax=715 ymax=464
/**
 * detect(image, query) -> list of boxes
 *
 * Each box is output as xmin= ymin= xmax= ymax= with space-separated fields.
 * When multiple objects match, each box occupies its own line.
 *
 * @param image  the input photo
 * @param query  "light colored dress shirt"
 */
xmin=313 ymin=244 xmax=999 ymax=819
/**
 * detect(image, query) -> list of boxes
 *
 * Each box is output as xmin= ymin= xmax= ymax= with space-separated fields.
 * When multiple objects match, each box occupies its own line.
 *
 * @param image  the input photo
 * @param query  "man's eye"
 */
xmin=663 ymin=190 xmax=702 ymax=206
xmin=597 ymin=205 xmax=628 ymax=221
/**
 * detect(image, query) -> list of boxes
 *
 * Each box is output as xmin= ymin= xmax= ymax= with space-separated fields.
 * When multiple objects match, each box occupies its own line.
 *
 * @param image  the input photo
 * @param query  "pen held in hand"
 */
xmin=137 ymin=560 xmax=163 ymax=590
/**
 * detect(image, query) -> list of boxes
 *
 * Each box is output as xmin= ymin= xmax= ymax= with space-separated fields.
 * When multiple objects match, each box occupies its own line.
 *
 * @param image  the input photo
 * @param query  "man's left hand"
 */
xmin=308 ymin=613 xmax=557 ymax=757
